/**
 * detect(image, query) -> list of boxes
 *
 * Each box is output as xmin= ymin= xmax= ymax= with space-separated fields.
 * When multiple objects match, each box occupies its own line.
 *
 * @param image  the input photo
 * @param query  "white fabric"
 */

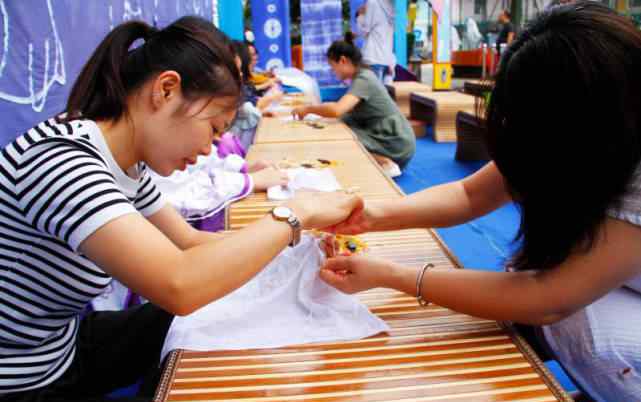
xmin=278 ymin=113 xmax=323 ymax=122
xmin=358 ymin=0 xmax=396 ymax=68
xmin=543 ymin=287 xmax=641 ymax=402
xmin=273 ymin=67 xmax=321 ymax=105
xmin=267 ymin=168 xmax=341 ymax=200
xmin=607 ymin=163 xmax=641 ymax=293
xmin=162 ymin=236 xmax=389 ymax=360
xmin=90 ymin=280 xmax=131 ymax=311
xmin=625 ymin=276 xmax=641 ymax=294
xmin=451 ymin=26 xmax=461 ymax=52
xmin=152 ymin=145 xmax=251 ymax=221
xmin=464 ymin=18 xmax=483 ymax=50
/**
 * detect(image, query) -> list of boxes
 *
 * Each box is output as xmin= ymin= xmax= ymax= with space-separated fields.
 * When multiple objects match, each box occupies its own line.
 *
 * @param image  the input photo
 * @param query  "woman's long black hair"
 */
xmin=485 ymin=1 xmax=641 ymax=271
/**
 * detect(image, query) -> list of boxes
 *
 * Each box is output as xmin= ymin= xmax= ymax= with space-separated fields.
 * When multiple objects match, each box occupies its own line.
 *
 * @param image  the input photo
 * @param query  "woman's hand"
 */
xmin=319 ymin=255 xmax=399 ymax=294
xmin=286 ymin=191 xmax=364 ymax=230
xmin=250 ymin=167 xmax=289 ymax=191
xmin=324 ymin=201 xmax=382 ymax=235
xmin=292 ymin=106 xmax=309 ymax=120
xmin=247 ymin=159 xmax=276 ymax=173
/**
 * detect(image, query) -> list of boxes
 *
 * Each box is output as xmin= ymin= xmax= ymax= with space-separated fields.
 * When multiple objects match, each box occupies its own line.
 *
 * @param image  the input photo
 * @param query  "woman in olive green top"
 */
xmin=293 ymin=34 xmax=416 ymax=177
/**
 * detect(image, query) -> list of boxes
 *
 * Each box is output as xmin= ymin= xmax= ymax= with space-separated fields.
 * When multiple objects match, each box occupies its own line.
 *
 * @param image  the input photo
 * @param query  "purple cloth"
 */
xmin=190 ymin=211 xmax=226 ymax=232
xmin=217 ymin=133 xmax=247 ymax=158
xmin=188 ymin=172 xmax=252 ymax=233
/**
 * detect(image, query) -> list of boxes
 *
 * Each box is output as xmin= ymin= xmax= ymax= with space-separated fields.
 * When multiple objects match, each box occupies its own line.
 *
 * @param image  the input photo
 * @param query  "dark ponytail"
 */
xmin=327 ymin=32 xmax=363 ymax=66
xmin=232 ymin=40 xmax=252 ymax=80
xmin=344 ymin=31 xmax=356 ymax=46
xmin=65 ymin=16 xmax=241 ymax=122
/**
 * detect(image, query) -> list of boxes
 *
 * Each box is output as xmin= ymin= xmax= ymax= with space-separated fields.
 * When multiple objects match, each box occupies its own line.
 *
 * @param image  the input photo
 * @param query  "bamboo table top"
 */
xmin=227 ymin=140 xmax=402 ymax=230
xmin=154 ymin=117 xmax=570 ymax=402
xmin=154 ymin=230 xmax=570 ymax=402
xmin=253 ymin=117 xmax=356 ymax=144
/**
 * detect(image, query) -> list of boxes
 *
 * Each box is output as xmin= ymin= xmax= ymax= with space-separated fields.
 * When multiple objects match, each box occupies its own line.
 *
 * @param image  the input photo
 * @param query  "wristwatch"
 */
xmin=271 ymin=206 xmax=302 ymax=247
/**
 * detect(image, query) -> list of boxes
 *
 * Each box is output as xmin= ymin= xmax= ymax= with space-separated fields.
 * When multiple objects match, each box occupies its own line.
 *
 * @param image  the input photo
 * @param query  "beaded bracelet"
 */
xmin=415 ymin=263 xmax=434 ymax=307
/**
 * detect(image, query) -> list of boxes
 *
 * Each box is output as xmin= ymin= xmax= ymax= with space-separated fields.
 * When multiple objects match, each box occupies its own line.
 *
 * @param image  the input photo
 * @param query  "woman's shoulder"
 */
xmin=3 ymin=118 xmax=108 ymax=170
xmin=356 ymin=68 xmax=378 ymax=81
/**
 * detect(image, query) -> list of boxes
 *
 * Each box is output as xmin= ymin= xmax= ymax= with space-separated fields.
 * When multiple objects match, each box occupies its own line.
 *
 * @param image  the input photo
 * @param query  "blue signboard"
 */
xmin=0 ymin=0 xmax=213 ymax=147
xmin=251 ymin=0 xmax=291 ymax=71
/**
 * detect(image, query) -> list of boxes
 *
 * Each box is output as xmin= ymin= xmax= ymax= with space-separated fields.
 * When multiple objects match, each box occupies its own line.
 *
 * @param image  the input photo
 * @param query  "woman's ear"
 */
xmin=151 ymin=71 xmax=182 ymax=110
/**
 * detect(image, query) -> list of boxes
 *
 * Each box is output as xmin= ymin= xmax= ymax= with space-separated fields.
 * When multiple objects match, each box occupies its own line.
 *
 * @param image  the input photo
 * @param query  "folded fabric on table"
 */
xmin=152 ymin=145 xmax=252 ymax=221
xmin=267 ymin=168 xmax=341 ymax=200
xmin=161 ymin=235 xmax=389 ymax=360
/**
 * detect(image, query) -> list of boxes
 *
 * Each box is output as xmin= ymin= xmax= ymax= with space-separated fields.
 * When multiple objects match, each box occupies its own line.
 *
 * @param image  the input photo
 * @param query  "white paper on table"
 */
xmin=161 ymin=236 xmax=389 ymax=360
xmin=278 ymin=114 xmax=295 ymax=122
xmin=268 ymin=104 xmax=293 ymax=114
xmin=267 ymin=168 xmax=342 ymax=200
xmin=302 ymin=113 xmax=323 ymax=121
xmin=278 ymin=113 xmax=323 ymax=123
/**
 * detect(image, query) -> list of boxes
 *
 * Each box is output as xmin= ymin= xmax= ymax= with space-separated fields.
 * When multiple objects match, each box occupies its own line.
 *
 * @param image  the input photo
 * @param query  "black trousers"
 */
xmin=1 ymin=303 xmax=174 ymax=402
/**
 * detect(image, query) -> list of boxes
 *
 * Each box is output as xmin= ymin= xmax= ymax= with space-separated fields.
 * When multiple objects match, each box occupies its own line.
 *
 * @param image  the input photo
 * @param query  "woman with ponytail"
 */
xmin=0 ymin=17 xmax=361 ymax=401
xmin=293 ymin=33 xmax=415 ymax=177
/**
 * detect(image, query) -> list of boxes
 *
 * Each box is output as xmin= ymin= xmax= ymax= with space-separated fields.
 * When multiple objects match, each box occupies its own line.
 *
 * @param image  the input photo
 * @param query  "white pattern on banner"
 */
xmin=251 ymin=0 xmax=291 ymax=71
xmin=0 ymin=0 xmax=65 ymax=113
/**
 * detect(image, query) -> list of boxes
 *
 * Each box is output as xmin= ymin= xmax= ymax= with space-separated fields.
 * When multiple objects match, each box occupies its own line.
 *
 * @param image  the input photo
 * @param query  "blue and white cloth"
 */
xmin=300 ymin=0 xmax=343 ymax=86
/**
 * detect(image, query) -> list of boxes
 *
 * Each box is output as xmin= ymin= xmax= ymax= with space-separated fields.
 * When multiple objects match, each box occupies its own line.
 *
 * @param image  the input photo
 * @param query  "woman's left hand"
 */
xmin=319 ymin=255 xmax=398 ymax=294
xmin=292 ymin=106 xmax=309 ymax=120
xmin=247 ymin=159 xmax=276 ymax=173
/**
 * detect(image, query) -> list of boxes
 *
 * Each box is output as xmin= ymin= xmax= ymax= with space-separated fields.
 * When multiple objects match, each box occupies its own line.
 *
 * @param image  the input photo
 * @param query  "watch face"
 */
xmin=272 ymin=206 xmax=291 ymax=219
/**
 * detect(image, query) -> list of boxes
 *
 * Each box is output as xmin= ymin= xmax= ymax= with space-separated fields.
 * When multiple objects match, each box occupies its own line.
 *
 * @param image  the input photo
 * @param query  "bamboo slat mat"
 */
xmin=411 ymin=92 xmax=476 ymax=143
xmin=253 ymin=117 xmax=355 ymax=144
xmin=227 ymin=140 xmax=401 ymax=230
xmin=154 ymin=120 xmax=570 ymax=402
xmin=154 ymin=229 xmax=571 ymax=402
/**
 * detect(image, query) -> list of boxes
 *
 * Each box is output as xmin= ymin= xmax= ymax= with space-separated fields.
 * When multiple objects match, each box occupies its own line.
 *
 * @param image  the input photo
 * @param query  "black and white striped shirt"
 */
xmin=0 ymin=118 xmax=164 ymax=393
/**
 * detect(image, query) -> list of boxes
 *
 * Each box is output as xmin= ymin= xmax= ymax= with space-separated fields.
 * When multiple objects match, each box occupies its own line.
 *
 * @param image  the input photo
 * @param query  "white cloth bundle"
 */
xmin=152 ymin=145 xmax=251 ymax=221
xmin=267 ymin=168 xmax=341 ymax=200
xmin=161 ymin=235 xmax=389 ymax=360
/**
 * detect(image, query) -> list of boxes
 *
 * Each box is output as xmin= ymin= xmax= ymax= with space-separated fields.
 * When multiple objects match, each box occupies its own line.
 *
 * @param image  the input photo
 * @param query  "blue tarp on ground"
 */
xmin=394 ymin=133 xmax=521 ymax=270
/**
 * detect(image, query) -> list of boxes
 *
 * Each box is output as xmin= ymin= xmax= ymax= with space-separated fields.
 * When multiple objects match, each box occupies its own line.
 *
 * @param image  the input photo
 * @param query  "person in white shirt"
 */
xmin=356 ymin=0 xmax=396 ymax=83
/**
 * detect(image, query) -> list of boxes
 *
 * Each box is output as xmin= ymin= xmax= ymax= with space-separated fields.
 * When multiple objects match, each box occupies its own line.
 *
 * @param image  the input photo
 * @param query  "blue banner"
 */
xmin=0 ymin=0 xmax=214 ymax=147
xmin=250 ymin=0 xmax=291 ymax=71
xmin=301 ymin=0 xmax=343 ymax=86
xmin=218 ymin=1 xmax=244 ymax=41
xmin=395 ymin=0 xmax=408 ymax=67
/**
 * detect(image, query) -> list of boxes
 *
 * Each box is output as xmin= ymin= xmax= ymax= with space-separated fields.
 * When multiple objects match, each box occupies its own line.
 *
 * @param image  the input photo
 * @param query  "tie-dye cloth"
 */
xmin=301 ymin=0 xmax=343 ymax=86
